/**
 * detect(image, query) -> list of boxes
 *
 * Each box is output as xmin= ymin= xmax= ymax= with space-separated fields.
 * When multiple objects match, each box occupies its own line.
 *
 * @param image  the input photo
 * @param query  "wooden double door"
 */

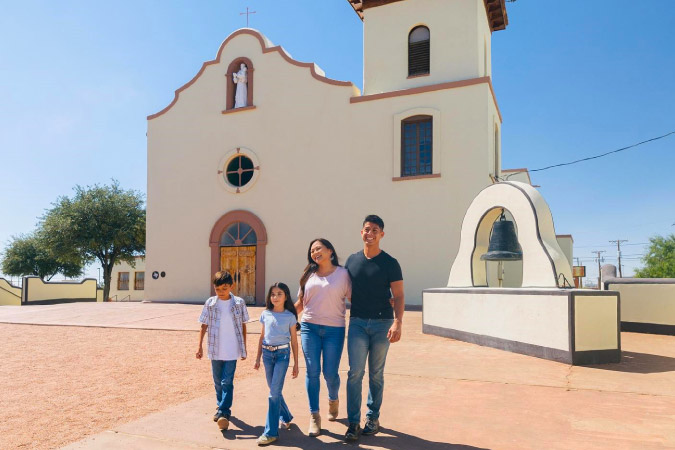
xmin=220 ymin=246 xmax=256 ymax=304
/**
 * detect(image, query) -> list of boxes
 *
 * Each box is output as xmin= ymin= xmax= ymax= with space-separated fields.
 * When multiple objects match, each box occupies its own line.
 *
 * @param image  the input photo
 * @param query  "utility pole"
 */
xmin=592 ymin=250 xmax=606 ymax=289
xmin=609 ymin=239 xmax=628 ymax=277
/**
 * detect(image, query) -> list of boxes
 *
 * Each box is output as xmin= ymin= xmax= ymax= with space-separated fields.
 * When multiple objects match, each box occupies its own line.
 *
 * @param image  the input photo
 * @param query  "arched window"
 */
xmin=220 ymin=222 xmax=257 ymax=246
xmin=408 ymin=26 xmax=430 ymax=77
xmin=401 ymin=115 xmax=432 ymax=177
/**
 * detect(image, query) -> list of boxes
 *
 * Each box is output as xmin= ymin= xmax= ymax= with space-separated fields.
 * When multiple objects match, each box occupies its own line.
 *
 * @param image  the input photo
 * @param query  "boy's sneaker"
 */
xmin=362 ymin=417 xmax=380 ymax=435
xmin=217 ymin=415 xmax=229 ymax=430
xmin=257 ymin=434 xmax=277 ymax=446
xmin=213 ymin=410 xmax=220 ymax=422
xmin=279 ymin=420 xmax=292 ymax=430
xmin=344 ymin=422 xmax=361 ymax=441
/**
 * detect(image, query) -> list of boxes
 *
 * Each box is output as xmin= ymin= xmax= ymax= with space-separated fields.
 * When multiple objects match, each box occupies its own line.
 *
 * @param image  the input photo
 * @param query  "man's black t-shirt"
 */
xmin=345 ymin=250 xmax=403 ymax=319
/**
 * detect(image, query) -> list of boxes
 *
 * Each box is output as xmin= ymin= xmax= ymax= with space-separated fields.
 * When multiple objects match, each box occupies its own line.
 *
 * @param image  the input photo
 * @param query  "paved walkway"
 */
xmin=2 ymin=303 xmax=674 ymax=449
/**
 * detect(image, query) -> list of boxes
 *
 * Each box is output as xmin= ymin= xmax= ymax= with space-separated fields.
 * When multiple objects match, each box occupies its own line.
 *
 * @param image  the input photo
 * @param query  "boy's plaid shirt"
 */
xmin=199 ymin=295 xmax=250 ymax=360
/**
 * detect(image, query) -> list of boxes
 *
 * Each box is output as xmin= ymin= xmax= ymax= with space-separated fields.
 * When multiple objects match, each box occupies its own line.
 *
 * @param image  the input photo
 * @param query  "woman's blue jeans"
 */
xmin=300 ymin=322 xmax=346 ymax=414
xmin=262 ymin=347 xmax=293 ymax=437
xmin=211 ymin=359 xmax=237 ymax=418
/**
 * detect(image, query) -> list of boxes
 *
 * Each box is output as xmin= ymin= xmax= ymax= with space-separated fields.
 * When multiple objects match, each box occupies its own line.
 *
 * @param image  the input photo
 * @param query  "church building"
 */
xmin=145 ymin=0 xmax=510 ymax=304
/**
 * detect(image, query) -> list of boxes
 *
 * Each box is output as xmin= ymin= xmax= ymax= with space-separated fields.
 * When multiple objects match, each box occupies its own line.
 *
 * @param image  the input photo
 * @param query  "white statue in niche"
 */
xmin=232 ymin=63 xmax=248 ymax=108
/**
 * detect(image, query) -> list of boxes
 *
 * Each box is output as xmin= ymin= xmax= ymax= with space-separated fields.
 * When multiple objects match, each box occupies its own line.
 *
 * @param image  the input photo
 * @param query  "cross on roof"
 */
xmin=240 ymin=7 xmax=256 ymax=27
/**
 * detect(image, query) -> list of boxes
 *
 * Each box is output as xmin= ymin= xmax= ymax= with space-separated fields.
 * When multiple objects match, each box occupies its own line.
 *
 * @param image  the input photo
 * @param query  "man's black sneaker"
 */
xmin=345 ymin=422 xmax=361 ymax=441
xmin=362 ymin=418 xmax=380 ymax=435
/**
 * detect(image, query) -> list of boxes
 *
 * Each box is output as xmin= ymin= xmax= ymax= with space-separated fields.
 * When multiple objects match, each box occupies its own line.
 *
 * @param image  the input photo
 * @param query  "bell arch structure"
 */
xmin=448 ymin=181 xmax=572 ymax=288
xmin=209 ymin=210 xmax=267 ymax=304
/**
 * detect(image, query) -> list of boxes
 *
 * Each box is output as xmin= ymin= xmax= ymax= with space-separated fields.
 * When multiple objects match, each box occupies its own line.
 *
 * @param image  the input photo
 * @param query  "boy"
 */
xmin=196 ymin=271 xmax=250 ymax=431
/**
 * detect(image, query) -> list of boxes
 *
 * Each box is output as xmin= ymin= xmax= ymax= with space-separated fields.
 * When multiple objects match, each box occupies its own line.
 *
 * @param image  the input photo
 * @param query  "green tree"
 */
xmin=1 ymin=232 xmax=83 ymax=280
xmin=40 ymin=181 xmax=145 ymax=301
xmin=634 ymin=234 xmax=675 ymax=278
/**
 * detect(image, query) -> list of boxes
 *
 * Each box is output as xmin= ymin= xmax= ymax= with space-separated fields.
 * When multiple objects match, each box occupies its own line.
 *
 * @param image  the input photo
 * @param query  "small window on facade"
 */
xmin=401 ymin=115 xmax=433 ymax=177
xmin=134 ymin=272 xmax=145 ymax=290
xmin=225 ymin=155 xmax=255 ymax=187
xmin=408 ymin=26 xmax=430 ymax=76
xmin=118 ymin=272 xmax=129 ymax=291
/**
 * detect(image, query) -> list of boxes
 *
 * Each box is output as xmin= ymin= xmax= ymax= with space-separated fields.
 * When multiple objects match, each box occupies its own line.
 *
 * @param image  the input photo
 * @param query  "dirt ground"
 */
xmin=0 ymin=323 xmax=258 ymax=450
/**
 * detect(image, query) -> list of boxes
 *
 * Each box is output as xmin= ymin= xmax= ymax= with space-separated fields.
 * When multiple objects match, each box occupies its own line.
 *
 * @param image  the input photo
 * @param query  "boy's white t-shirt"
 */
xmin=215 ymin=299 xmax=241 ymax=361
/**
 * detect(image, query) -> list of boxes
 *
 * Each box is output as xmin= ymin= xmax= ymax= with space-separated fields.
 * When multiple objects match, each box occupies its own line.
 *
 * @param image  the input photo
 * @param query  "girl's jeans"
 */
xmin=262 ymin=347 xmax=293 ymax=437
xmin=300 ymin=322 xmax=346 ymax=413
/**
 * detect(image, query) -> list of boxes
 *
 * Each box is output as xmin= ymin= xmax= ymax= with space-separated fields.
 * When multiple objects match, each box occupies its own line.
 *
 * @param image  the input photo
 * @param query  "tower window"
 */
xmin=408 ymin=26 xmax=430 ymax=77
xmin=401 ymin=115 xmax=433 ymax=177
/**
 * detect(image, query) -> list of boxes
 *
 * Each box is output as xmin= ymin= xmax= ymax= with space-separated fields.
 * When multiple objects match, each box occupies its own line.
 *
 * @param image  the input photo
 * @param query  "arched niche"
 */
xmin=448 ymin=181 xmax=572 ymax=288
xmin=209 ymin=210 xmax=267 ymax=304
xmin=226 ymin=57 xmax=254 ymax=110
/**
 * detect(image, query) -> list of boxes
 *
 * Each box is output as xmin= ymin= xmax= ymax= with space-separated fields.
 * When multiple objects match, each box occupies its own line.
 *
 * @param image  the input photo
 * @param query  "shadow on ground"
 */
xmin=586 ymin=351 xmax=675 ymax=374
xmin=224 ymin=417 xmax=488 ymax=449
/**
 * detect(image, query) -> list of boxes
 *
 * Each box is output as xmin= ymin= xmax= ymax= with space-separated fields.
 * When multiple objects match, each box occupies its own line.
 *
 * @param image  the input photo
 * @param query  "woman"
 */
xmin=295 ymin=238 xmax=351 ymax=437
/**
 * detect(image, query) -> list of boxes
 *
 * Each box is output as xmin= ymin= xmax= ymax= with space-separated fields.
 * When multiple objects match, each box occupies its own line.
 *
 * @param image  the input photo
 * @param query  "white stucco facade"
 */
xmin=146 ymin=0 xmax=507 ymax=305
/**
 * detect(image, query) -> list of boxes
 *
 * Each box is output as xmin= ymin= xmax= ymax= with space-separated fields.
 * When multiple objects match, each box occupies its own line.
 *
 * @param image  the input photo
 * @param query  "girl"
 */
xmin=254 ymin=282 xmax=300 ymax=446
xmin=294 ymin=238 xmax=351 ymax=436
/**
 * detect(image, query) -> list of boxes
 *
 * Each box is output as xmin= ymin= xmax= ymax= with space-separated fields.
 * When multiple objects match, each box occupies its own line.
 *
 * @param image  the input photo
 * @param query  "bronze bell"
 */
xmin=481 ymin=212 xmax=523 ymax=261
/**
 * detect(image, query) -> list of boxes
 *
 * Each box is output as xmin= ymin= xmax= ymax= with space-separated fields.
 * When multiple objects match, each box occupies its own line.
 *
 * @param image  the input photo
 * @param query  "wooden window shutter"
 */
xmin=408 ymin=26 xmax=430 ymax=76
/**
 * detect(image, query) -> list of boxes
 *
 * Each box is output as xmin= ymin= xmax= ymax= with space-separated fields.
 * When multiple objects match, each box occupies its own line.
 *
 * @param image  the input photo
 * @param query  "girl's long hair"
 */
xmin=299 ymin=238 xmax=339 ymax=294
xmin=266 ymin=282 xmax=300 ymax=330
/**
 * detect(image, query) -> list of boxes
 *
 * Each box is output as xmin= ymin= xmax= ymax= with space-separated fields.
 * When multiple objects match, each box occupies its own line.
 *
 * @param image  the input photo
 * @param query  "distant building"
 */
xmin=109 ymin=256 xmax=145 ymax=302
xmin=146 ymin=0 xmax=510 ymax=304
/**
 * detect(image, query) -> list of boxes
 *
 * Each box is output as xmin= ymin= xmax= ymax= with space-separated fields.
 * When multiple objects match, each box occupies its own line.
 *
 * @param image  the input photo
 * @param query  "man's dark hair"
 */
xmin=212 ymin=271 xmax=234 ymax=286
xmin=363 ymin=214 xmax=385 ymax=230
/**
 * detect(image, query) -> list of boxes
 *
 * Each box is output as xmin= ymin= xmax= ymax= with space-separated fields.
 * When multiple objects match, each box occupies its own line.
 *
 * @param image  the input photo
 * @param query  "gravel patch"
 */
xmin=0 ymin=323 xmax=258 ymax=450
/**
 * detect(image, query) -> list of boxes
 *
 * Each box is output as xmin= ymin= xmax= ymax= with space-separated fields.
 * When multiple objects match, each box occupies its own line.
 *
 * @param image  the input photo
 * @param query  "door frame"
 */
xmin=209 ymin=210 xmax=267 ymax=305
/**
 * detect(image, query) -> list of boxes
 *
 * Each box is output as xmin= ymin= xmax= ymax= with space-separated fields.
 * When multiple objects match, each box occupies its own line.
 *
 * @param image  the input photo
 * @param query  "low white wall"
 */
xmin=423 ymin=287 xmax=620 ymax=364
xmin=23 ymin=277 xmax=99 ymax=303
xmin=0 ymin=278 xmax=22 ymax=306
xmin=604 ymin=278 xmax=675 ymax=330
xmin=424 ymin=289 xmax=570 ymax=350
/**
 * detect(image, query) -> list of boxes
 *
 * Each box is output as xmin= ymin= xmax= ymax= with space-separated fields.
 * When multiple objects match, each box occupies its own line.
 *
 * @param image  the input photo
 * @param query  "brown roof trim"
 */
xmin=501 ymin=168 xmax=529 ymax=173
xmin=347 ymin=0 xmax=508 ymax=32
xmin=148 ymin=29 xmax=356 ymax=120
xmin=351 ymin=76 xmax=502 ymax=122
xmin=482 ymin=0 xmax=508 ymax=32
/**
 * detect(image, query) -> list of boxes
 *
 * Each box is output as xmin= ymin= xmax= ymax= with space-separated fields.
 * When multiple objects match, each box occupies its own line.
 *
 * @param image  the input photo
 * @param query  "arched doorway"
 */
xmin=209 ymin=210 xmax=267 ymax=305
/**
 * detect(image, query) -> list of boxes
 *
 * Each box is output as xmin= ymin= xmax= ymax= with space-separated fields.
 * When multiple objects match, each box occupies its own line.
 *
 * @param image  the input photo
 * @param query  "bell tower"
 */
xmin=347 ymin=0 xmax=508 ymax=95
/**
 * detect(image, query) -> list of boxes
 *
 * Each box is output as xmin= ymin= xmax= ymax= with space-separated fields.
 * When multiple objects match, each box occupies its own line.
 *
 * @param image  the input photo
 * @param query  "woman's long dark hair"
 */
xmin=299 ymin=238 xmax=339 ymax=294
xmin=266 ymin=282 xmax=300 ymax=330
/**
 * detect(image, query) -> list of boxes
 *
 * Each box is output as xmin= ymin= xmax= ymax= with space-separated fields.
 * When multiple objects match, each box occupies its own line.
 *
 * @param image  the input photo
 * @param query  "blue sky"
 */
xmin=1 ymin=1 xmax=673 ymax=284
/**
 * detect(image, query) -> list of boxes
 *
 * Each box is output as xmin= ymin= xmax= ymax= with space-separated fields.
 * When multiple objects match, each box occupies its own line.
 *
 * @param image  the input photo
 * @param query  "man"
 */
xmin=344 ymin=214 xmax=404 ymax=441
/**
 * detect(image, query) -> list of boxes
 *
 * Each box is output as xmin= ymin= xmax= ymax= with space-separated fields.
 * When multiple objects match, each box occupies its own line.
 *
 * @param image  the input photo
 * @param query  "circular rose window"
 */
xmin=218 ymin=147 xmax=260 ymax=194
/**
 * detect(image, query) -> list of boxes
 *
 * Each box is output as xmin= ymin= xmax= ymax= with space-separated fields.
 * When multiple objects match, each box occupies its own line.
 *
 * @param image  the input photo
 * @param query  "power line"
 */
xmin=530 ymin=131 xmax=675 ymax=173
xmin=500 ymin=131 xmax=675 ymax=179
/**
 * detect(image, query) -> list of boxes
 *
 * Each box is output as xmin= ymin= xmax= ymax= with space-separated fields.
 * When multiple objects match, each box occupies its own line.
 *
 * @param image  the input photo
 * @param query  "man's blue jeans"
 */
xmin=262 ymin=347 xmax=293 ymax=437
xmin=300 ymin=322 xmax=346 ymax=413
xmin=346 ymin=317 xmax=393 ymax=424
xmin=211 ymin=359 xmax=237 ymax=418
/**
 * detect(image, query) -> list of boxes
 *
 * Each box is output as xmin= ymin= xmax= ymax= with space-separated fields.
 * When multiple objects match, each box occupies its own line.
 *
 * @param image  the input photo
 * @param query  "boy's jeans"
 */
xmin=262 ymin=347 xmax=293 ymax=437
xmin=300 ymin=322 xmax=346 ymax=413
xmin=211 ymin=359 xmax=237 ymax=418
xmin=346 ymin=317 xmax=394 ymax=424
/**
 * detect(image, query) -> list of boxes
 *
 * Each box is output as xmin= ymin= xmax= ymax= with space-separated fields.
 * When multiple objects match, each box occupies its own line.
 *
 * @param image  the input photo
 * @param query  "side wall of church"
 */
xmin=146 ymin=30 xmax=497 ymax=304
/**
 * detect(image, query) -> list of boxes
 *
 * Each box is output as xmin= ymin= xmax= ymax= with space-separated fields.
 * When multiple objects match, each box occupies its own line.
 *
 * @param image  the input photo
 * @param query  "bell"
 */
xmin=480 ymin=212 xmax=523 ymax=261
